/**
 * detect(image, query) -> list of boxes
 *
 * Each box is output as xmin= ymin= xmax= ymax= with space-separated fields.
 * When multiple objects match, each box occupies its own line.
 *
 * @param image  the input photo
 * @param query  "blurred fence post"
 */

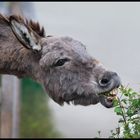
xmin=0 ymin=76 xmax=20 ymax=138
xmin=0 ymin=2 xmax=35 ymax=138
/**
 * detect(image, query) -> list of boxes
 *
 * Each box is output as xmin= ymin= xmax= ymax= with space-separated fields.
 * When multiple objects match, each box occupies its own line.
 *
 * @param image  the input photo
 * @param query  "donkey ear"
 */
xmin=9 ymin=16 xmax=42 ymax=51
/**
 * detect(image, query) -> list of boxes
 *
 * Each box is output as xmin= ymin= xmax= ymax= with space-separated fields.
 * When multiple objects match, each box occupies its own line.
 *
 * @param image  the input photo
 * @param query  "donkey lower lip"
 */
xmin=98 ymin=88 xmax=119 ymax=108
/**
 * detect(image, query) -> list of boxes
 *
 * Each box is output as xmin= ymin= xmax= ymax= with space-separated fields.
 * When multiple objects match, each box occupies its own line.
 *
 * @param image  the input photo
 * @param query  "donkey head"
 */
xmin=9 ymin=15 xmax=121 ymax=108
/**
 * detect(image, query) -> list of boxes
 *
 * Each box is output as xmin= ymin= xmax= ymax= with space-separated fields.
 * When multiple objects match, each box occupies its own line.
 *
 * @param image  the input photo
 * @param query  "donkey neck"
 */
xmin=0 ymin=40 xmax=39 ymax=78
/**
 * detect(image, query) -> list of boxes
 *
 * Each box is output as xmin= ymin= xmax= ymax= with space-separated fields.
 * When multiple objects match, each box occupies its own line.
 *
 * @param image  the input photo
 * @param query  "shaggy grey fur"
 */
xmin=0 ymin=14 xmax=121 ymax=108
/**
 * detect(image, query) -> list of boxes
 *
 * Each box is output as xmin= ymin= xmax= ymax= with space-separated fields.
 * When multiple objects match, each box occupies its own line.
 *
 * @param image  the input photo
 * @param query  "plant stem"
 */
xmin=117 ymin=97 xmax=127 ymax=125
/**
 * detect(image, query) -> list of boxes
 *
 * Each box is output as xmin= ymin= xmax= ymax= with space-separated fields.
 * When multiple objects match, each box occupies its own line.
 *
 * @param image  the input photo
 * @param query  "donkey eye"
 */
xmin=54 ymin=58 xmax=70 ymax=67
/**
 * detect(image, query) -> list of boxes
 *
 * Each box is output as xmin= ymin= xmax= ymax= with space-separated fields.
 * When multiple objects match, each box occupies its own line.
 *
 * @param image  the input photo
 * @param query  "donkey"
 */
xmin=0 ymin=13 xmax=121 ymax=108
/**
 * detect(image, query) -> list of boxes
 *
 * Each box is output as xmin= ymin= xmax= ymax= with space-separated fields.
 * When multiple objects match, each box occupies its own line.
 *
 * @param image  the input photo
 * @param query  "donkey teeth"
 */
xmin=101 ymin=88 xmax=118 ymax=97
xmin=114 ymin=96 xmax=119 ymax=100
xmin=110 ymin=88 xmax=118 ymax=96
xmin=107 ymin=95 xmax=119 ymax=102
xmin=107 ymin=96 xmax=113 ymax=100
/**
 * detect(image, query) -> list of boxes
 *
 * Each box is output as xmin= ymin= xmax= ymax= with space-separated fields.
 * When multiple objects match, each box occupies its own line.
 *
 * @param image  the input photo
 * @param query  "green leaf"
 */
xmin=132 ymin=99 xmax=140 ymax=107
xmin=114 ymin=107 xmax=123 ymax=115
xmin=127 ymin=108 xmax=134 ymax=116
xmin=113 ymin=99 xmax=119 ymax=106
xmin=124 ymin=92 xmax=129 ymax=96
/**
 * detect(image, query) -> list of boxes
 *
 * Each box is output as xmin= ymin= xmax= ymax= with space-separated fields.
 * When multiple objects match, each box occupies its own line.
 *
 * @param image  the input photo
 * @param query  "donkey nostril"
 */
xmin=100 ymin=78 xmax=109 ymax=85
xmin=98 ymin=71 xmax=121 ymax=88
xmin=99 ymin=78 xmax=110 ymax=87
xmin=99 ymin=72 xmax=112 ymax=87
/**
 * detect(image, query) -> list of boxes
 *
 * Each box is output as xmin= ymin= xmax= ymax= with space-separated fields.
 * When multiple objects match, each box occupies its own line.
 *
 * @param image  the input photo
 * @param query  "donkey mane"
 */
xmin=0 ymin=13 xmax=45 ymax=37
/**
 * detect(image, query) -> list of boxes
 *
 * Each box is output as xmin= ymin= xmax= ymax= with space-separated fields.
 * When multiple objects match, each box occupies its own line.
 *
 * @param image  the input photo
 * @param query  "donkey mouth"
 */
xmin=62 ymin=87 xmax=119 ymax=108
xmin=98 ymin=88 xmax=119 ymax=108
xmin=99 ymin=88 xmax=118 ymax=97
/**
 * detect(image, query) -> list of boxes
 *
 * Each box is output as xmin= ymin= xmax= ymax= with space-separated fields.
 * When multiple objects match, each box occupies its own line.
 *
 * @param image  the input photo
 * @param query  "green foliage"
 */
xmin=97 ymin=85 xmax=140 ymax=138
xmin=110 ymin=85 xmax=140 ymax=138
xmin=20 ymin=78 xmax=62 ymax=138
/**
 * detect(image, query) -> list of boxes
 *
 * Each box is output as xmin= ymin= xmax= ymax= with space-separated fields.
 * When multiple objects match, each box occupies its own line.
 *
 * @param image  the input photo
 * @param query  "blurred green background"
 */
xmin=20 ymin=78 xmax=61 ymax=138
